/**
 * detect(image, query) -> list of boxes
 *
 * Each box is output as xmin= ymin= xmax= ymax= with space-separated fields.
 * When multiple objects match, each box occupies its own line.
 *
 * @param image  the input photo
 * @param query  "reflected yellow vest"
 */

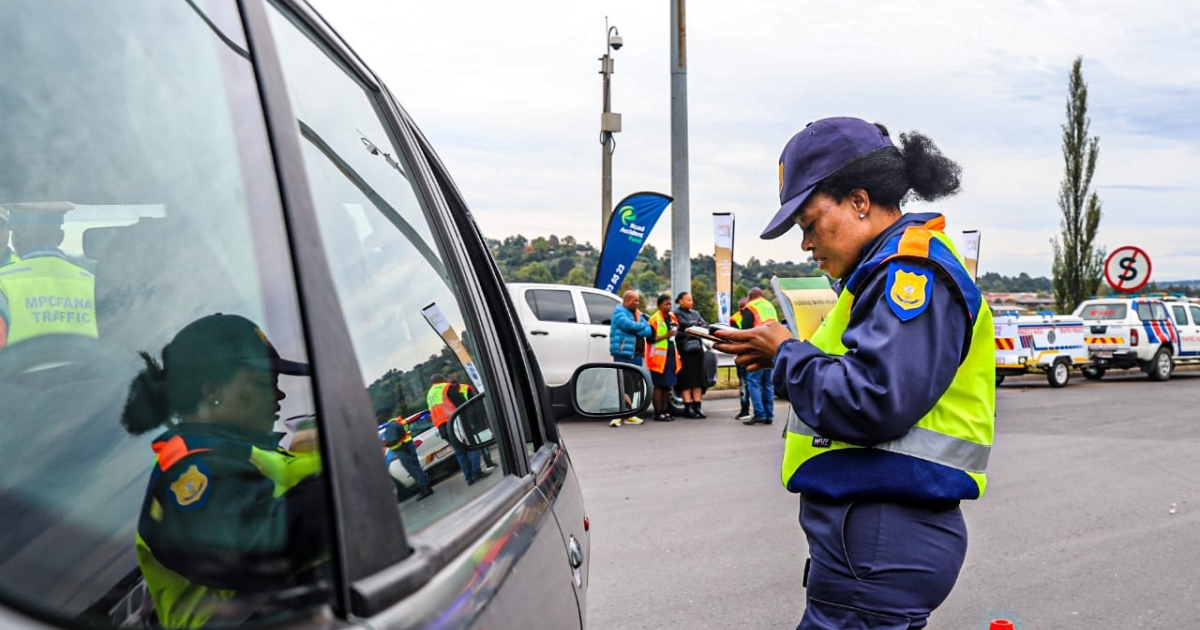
xmin=781 ymin=217 xmax=995 ymax=502
xmin=0 ymin=256 xmax=97 ymax=344
xmin=137 ymin=441 xmax=323 ymax=629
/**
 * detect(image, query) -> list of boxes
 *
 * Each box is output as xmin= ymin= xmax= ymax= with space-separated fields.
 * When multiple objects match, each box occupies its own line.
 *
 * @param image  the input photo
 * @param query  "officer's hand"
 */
xmin=712 ymin=321 xmax=794 ymax=371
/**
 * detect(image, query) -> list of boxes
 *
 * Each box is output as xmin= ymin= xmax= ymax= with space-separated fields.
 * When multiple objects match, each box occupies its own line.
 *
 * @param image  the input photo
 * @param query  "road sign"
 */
xmin=1104 ymin=246 xmax=1152 ymax=293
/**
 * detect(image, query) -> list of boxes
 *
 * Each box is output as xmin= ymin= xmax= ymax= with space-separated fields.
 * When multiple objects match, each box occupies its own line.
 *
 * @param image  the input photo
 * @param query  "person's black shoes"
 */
xmin=735 ymin=409 xmax=751 ymax=420
xmin=743 ymin=416 xmax=771 ymax=425
xmin=653 ymin=413 xmax=670 ymax=422
xmin=417 ymin=485 xmax=434 ymax=500
xmin=688 ymin=402 xmax=707 ymax=419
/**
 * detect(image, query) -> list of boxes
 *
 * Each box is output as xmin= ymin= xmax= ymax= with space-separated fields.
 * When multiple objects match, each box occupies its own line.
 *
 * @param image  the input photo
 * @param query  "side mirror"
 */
xmin=450 ymin=393 xmax=494 ymax=450
xmin=568 ymin=363 xmax=652 ymax=419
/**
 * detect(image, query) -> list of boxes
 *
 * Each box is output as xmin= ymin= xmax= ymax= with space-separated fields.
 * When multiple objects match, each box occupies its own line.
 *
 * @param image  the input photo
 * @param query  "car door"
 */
xmin=1172 ymin=303 xmax=1200 ymax=357
xmin=580 ymin=288 xmax=622 ymax=364
xmin=255 ymin=5 xmax=585 ymax=630
xmin=519 ymin=286 xmax=590 ymax=386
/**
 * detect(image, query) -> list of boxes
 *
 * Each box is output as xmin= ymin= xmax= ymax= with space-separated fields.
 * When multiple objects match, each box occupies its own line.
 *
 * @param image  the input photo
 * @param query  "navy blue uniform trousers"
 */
xmin=798 ymin=497 xmax=967 ymax=630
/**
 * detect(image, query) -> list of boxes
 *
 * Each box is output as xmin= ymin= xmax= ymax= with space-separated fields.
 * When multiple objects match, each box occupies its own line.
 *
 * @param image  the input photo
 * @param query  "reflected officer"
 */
xmin=377 ymin=406 xmax=434 ymax=501
xmin=0 ymin=202 xmax=96 ymax=347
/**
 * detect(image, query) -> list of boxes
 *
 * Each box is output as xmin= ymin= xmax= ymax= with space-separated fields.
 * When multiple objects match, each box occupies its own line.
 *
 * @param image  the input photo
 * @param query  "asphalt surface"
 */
xmin=562 ymin=368 xmax=1200 ymax=629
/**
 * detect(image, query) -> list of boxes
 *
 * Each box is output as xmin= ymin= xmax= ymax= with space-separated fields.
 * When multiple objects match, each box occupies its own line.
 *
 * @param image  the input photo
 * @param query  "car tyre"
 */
xmin=1146 ymin=347 xmax=1173 ymax=382
xmin=1047 ymin=360 xmax=1070 ymax=388
xmin=1081 ymin=365 xmax=1105 ymax=381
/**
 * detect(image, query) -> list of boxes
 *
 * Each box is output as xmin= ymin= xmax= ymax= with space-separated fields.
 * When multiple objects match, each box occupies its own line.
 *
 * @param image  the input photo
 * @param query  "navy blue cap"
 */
xmin=761 ymin=117 xmax=894 ymax=240
xmin=166 ymin=313 xmax=309 ymax=376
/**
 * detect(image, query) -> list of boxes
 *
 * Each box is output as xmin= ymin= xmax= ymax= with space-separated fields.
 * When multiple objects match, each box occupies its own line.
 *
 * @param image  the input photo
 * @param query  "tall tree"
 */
xmin=1051 ymin=56 xmax=1105 ymax=313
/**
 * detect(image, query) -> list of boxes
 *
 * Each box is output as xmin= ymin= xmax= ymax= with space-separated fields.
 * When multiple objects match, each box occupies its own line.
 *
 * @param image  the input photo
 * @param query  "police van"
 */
xmin=1071 ymin=296 xmax=1200 ymax=381
xmin=994 ymin=311 xmax=1090 ymax=388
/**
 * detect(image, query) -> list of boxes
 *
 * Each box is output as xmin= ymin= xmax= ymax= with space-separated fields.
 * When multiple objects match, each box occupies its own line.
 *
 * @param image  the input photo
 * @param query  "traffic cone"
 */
xmin=989 ymin=620 xmax=1014 ymax=630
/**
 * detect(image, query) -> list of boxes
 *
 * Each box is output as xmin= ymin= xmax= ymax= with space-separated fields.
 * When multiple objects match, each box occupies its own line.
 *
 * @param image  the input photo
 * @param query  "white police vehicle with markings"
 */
xmin=1071 ymin=297 xmax=1200 ymax=381
xmin=994 ymin=312 xmax=1090 ymax=388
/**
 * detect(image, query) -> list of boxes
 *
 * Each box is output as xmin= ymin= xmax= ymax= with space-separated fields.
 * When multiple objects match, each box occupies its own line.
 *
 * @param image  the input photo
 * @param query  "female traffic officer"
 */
xmin=714 ymin=117 xmax=995 ymax=630
xmin=121 ymin=313 xmax=328 ymax=629
xmin=645 ymin=293 xmax=680 ymax=422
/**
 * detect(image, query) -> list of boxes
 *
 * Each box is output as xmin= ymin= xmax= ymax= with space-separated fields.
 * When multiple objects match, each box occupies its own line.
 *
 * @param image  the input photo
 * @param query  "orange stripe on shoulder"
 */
xmin=152 ymin=435 xmax=211 ymax=471
xmin=894 ymin=217 xmax=946 ymax=259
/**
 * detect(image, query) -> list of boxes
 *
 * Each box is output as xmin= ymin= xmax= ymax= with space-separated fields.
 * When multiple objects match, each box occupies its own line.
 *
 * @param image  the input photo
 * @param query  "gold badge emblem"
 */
xmin=169 ymin=464 xmax=210 ymax=506
xmin=890 ymin=270 xmax=928 ymax=311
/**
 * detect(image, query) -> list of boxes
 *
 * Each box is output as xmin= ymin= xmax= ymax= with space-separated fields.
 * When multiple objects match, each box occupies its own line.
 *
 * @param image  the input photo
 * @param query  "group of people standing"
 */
xmin=609 ymin=289 xmax=712 ymax=425
xmin=608 ymin=287 xmax=782 ymax=426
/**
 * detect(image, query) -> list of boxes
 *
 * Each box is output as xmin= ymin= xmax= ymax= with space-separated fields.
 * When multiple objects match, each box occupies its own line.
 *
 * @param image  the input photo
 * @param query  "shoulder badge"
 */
xmin=885 ymin=261 xmax=933 ymax=321
xmin=168 ymin=463 xmax=211 ymax=509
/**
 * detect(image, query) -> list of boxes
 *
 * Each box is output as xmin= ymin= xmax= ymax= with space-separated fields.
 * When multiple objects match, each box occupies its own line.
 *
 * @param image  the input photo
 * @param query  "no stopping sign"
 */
xmin=1104 ymin=246 xmax=1152 ymax=293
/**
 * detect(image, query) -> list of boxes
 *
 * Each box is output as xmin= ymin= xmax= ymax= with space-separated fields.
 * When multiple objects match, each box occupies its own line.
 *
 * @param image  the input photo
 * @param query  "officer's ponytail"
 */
xmin=120 ymin=350 xmax=173 ymax=435
xmin=813 ymin=126 xmax=962 ymax=209
xmin=898 ymin=131 xmax=962 ymax=203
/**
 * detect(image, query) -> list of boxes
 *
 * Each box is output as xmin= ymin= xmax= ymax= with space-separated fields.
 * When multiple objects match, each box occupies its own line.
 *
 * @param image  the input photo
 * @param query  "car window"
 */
xmin=0 ymin=2 xmax=331 ymax=628
xmin=1171 ymin=305 xmax=1187 ymax=326
xmin=1079 ymin=303 xmax=1126 ymax=320
xmin=1190 ymin=306 xmax=1200 ymax=325
xmin=526 ymin=289 xmax=577 ymax=323
xmin=264 ymin=3 xmax=505 ymax=533
xmin=583 ymin=291 xmax=620 ymax=325
xmin=1135 ymin=302 xmax=1155 ymax=321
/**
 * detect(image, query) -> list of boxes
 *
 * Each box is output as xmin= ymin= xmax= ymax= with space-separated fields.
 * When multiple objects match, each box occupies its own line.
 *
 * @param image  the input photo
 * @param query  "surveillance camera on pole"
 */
xmin=599 ymin=19 xmax=623 ymax=242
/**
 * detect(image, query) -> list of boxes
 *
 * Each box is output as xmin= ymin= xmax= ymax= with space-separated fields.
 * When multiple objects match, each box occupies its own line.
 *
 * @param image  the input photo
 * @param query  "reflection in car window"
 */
xmin=527 ymin=289 xmax=576 ymax=323
xmin=264 ymin=3 xmax=504 ymax=533
xmin=0 ymin=1 xmax=328 ymax=628
xmin=583 ymin=291 xmax=619 ymax=325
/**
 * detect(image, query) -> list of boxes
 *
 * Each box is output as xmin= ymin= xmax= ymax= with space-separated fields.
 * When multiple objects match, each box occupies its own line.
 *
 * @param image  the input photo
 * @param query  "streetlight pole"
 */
xmin=599 ymin=18 xmax=623 ymax=243
xmin=670 ymin=0 xmax=691 ymax=300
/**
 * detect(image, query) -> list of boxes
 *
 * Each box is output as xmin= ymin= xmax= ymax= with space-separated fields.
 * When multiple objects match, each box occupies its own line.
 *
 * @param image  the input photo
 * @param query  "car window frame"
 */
xmin=245 ymin=0 xmax=570 ymax=618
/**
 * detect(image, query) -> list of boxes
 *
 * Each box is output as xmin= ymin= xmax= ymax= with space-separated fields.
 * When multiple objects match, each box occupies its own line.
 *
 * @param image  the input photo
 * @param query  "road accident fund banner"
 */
xmin=594 ymin=191 xmax=673 ymax=294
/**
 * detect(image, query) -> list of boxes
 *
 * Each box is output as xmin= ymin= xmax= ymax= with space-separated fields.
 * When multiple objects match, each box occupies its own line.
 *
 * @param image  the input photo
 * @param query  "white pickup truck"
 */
xmin=1071 ymin=297 xmax=1200 ymax=381
xmin=506 ymin=283 xmax=624 ymax=386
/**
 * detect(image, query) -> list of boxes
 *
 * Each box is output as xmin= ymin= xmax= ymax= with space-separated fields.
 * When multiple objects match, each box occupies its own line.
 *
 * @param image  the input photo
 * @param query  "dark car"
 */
xmin=0 ymin=2 xmax=649 ymax=629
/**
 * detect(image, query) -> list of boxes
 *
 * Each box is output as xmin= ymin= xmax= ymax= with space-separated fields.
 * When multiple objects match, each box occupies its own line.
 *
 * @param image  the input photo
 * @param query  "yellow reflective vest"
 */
xmin=744 ymin=296 xmax=777 ymax=327
xmin=645 ymin=310 xmax=680 ymax=374
xmin=0 ymin=254 xmax=97 ymax=345
xmin=781 ymin=218 xmax=995 ymax=502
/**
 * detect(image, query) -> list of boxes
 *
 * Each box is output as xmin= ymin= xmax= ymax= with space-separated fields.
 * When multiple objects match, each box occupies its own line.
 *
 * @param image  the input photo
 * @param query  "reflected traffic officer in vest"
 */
xmin=120 ymin=313 xmax=328 ymax=629
xmin=0 ymin=202 xmax=96 ymax=348
xmin=376 ymin=406 xmax=434 ymax=501
xmin=426 ymin=373 xmax=489 ymax=485
xmin=713 ymin=117 xmax=995 ymax=630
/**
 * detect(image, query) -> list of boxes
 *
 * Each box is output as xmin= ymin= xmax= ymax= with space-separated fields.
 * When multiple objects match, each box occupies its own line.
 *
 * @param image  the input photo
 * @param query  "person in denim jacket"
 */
xmin=608 ymin=290 xmax=653 ymax=427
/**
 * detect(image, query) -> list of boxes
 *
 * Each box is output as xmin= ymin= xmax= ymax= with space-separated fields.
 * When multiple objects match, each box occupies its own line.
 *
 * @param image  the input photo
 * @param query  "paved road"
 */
xmin=562 ymin=369 xmax=1200 ymax=629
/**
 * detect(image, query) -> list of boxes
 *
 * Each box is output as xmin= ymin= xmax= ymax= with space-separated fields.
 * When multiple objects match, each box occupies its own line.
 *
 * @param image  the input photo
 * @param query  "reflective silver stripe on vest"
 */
xmin=786 ymin=410 xmax=991 ymax=473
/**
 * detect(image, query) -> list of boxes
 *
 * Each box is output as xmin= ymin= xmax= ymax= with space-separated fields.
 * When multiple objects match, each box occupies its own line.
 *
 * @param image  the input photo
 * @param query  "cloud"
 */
xmin=308 ymin=0 xmax=1200 ymax=280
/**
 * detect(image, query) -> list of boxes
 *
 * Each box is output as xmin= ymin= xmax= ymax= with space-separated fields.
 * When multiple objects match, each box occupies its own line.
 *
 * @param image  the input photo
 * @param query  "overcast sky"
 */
xmin=306 ymin=0 xmax=1200 ymax=282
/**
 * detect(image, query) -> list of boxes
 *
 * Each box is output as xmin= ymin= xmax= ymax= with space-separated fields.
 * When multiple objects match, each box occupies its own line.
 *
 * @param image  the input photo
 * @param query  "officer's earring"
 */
xmin=859 ymin=213 xmax=867 ymax=219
